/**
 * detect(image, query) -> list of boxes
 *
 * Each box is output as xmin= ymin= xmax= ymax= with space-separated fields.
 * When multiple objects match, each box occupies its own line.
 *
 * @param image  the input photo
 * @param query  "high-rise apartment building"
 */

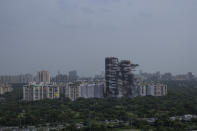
xmin=80 ymin=82 xmax=104 ymax=98
xmin=119 ymin=60 xmax=135 ymax=97
xmin=51 ymin=74 xmax=68 ymax=83
xmin=105 ymin=57 xmax=120 ymax=97
xmin=64 ymin=82 xmax=104 ymax=101
xmin=105 ymin=57 xmax=137 ymax=97
xmin=37 ymin=71 xmax=50 ymax=83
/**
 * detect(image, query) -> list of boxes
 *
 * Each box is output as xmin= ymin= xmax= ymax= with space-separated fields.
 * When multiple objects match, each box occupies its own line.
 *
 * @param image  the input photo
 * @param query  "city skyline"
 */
xmin=0 ymin=66 xmax=196 ymax=77
xmin=1 ymin=0 xmax=197 ymax=76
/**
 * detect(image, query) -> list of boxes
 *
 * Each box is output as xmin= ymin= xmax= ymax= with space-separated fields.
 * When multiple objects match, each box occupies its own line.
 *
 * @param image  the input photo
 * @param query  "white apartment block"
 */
xmin=64 ymin=83 xmax=81 ymax=101
xmin=23 ymin=82 xmax=59 ymax=101
xmin=137 ymin=85 xmax=147 ymax=96
xmin=137 ymin=82 xmax=167 ymax=96
xmin=64 ymin=82 xmax=104 ymax=101
xmin=146 ymin=85 xmax=155 ymax=96
xmin=153 ymin=83 xmax=167 ymax=96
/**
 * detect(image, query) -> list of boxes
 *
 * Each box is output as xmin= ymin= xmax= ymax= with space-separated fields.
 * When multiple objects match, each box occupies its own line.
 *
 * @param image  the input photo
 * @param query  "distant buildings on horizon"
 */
xmin=37 ymin=71 xmax=50 ymax=83
xmin=1 ymin=57 xmax=196 ymax=101
xmin=0 ymin=84 xmax=13 ymax=95
xmin=0 ymin=74 xmax=33 ymax=84
xmin=0 ymin=69 xmax=79 ymax=84
xmin=137 ymin=71 xmax=196 ymax=81
xmin=0 ymin=70 xmax=195 ymax=85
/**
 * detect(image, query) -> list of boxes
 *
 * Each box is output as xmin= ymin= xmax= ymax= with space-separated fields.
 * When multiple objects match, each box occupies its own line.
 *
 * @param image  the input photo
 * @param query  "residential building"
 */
xmin=174 ymin=72 xmax=195 ymax=81
xmin=161 ymin=73 xmax=173 ymax=81
xmin=23 ymin=82 xmax=59 ymax=101
xmin=94 ymin=83 xmax=105 ymax=98
xmin=80 ymin=82 xmax=104 ymax=98
xmin=154 ymin=83 xmax=167 ymax=96
xmin=51 ymin=74 xmax=68 ymax=83
xmin=119 ymin=60 xmax=136 ymax=97
xmin=64 ymin=82 xmax=104 ymax=101
xmin=68 ymin=70 xmax=78 ymax=82
xmin=187 ymin=72 xmax=195 ymax=80
xmin=146 ymin=85 xmax=155 ymax=96
xmin=0 ymin=84 xmax=13 ymax=95
xmin=105 ymin=57 xmax=120 ymax=97
xmin=64 ymin=82 xmax=81 ymax=101
xmin=136 ymin=81 xmax=167 ymax=96
xmin=105 ymin=57 xmax=138 ymax=97
xmin=0 ymin=74 xmax=33 ymax=84
xmin=80 ymin=83 xmax=94 ymax=98
xmin=37 ymin=71 xmax=50 ymax=83
xmin=137 ymin=85 xmax=146 ymax=96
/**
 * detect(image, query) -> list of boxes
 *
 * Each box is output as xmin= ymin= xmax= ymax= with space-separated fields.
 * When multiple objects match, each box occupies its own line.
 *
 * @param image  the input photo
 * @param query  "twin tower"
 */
xmin=105 ymin=57 xmax=138 ymax=97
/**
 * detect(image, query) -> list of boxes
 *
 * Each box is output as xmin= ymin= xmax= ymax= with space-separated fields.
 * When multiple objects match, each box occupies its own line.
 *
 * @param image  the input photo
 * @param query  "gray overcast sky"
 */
xmin=0 ymin=0 xmax=197 ymax=76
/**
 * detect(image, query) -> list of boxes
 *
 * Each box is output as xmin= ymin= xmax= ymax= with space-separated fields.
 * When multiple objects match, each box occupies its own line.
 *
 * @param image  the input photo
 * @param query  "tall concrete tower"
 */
xmin=105 ymin=57 xmax=120 ymax=97
xmin=37 ymin=71 xmax=50 ymax=83
xmin=105 ymin=57 xmax=138 ymax=97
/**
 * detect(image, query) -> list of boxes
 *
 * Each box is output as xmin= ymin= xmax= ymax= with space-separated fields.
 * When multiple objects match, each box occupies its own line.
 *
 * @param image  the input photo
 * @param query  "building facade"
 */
xmin=68 ymin=70 xmax=78 ymax=82
xmin=23 ymin=82 xmax=59 ymax=101
xmin=105 ymin=57 xmax=137 ymax=97
xmin=0 ymin=74 xmax=33 ymax=84
xmin=0 ymin=84 xmax=13 ymax=95
xmin=51 ymin=74 xmax=68 ymax=83
xmin=64 ymin=82 xmax=81 ymax=101
xmin=105 ymin=57 xmax=120 ymax=97
xmin=37 ymin=71 xmax=50 ymax=83
xmin=64 ymin=82 xmax=104 ymax=101
xmin=146 ymin=85 xmax=155 ymax=96
xmin=137 ymin=85 xmax=147 ymax=96
xmin=137 ymin=82 xmax=167 ymax=96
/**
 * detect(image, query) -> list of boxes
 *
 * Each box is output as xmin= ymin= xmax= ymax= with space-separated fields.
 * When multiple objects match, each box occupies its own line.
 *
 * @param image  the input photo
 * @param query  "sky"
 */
xmin=0 ymin=0 xmax=197 ymax=76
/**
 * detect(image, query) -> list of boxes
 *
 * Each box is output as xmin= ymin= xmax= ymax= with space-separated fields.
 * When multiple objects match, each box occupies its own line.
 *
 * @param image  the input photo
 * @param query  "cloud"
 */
xmin=138 ymin=12 xmax=153 ymax=18
xmin=0 ymin=0 xmax=197 ymax=76
xmin=81 ymin=7 xmax=95 ymax=14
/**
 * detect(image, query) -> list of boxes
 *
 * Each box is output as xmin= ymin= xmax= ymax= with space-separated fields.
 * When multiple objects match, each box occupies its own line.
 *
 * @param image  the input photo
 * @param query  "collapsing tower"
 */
xmin=105 ymin=57 xmax=138 ymax=97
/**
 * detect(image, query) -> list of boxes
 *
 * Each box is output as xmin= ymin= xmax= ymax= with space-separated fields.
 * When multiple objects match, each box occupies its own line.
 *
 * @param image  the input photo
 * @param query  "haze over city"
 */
xmin=0 ymin=0 xmax=197 ymax=76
